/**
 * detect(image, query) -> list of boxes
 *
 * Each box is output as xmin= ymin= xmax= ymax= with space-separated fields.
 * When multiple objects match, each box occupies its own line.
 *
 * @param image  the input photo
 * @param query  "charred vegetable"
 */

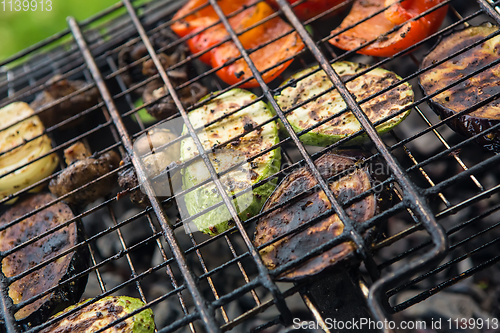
xmin=0 ymin=193 xmax=88 ymax=328
xmin=39 ymin=296 xmax=154 ymax=333
xmin=266 ymin=0 xmax=348 ymax=21
xmin=118 ymin=28 xmax=187 ymax=93
xmin=127 ymin=33 xmax=208 ymax=120
xmin=142 ymin=80 xmax=207 ymax=120
xmin=420 ymin=23 xmax=500 ymax=151
xmin=181 ymin=89 xmax=281 ymax=236
xmin=49 ymin=142 xmax=120 ymax=206
xmin=275 ymin=61 xmax=413 ymax=146
xmin=171 ymin=0 xmax=304 ymax=88
xmin=254 ymin=150 xmax=388 ymax=281
xmin=0 ymin=102 xmax=59 ymax=203
xmin=118 ymin=128 xmax=181 ymax=207
xmin=329 ymin=0 xmax=448 ymax=57
xmin=30 ymin=77 xmax=100 ymax=128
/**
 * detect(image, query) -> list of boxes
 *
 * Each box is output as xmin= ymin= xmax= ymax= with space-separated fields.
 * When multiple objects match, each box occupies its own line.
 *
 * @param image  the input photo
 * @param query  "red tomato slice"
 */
xmin=266 ymin=0 xmax=347 ymax=21
xmin=172 ymin=0 xmax=304 ymax=87
xmin=329 ymin=0 xmax=448 ymax=57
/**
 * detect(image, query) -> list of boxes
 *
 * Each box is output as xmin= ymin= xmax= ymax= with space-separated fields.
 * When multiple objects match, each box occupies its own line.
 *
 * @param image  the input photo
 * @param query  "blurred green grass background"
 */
xmin=0 ymin=0 xmax=119 ymax=61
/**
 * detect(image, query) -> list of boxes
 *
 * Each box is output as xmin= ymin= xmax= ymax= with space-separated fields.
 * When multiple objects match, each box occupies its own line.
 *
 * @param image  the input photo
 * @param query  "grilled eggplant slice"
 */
xmin=40 ymin=296 xmax=154 ymax=333
xmin=30 ymin=77 xmax=99 ymax=128
xmin=419 ymin=23 xmax=500 ymax=151
xmin=275 ymin=61 xmax=413 ymax=146
xmin=254 ymin=150 xmax=387 ymax=281
xmin=181 ymin=89 xmax=281 ymax=236
xmin=0 ymin=193 xmax=88 ymax=328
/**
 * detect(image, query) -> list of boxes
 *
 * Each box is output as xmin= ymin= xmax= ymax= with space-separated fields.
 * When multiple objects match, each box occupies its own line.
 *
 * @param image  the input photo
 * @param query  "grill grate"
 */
xmin=1 ymin=0 xmax=500 ymax=332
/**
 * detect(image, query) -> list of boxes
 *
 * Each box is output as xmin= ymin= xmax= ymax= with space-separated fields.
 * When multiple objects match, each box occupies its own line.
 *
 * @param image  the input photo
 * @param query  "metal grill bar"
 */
xmin=0 ymin=273 xmax=18 ymax=333
xmin=24 ymin=253 xmax=177 ymax=333
xmin=394 ymin=255 xmax=500 ymax=313
xmin=13 ymin=232 xmax=163 ymax=313
xmin=412 ymin=106 xmax=484 ymax=192
xmin=106 ymin=54 xmax=197 ymax=333
xmin=67 ymin=15 xmax=220 ymax=333
xmin=379 ymin=200 xmax=500 ymax=270
xmin=273 ymin=0 xmax=449 ymax=328
xmin=119 ymin=0 xmax=295 ymax=329
xmin=1 ymin=0 xmax=500 ymax=332
xmin=389 ymin=221 xmax=500 ymax=298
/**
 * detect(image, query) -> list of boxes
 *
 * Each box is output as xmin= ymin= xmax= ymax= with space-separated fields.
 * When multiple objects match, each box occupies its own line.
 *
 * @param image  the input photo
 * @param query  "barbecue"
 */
xmin=1 ymin=0 xmax=500 ymax=333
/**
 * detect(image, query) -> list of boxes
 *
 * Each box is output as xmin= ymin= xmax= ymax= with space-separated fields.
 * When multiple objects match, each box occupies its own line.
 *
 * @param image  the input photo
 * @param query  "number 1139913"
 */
xmin=1 ymin=0 xmax=52 ymax=11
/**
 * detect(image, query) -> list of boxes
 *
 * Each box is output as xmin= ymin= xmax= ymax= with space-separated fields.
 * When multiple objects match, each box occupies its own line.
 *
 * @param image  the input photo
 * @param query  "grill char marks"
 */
xmin=142 ymin=79 xmax=207 ymax=120
xmin=43 ymin=302 xmax=125 ymax=333
xmin=420 ymin=23 xmax=500 ymax=151
xmin=39 ymin=296 xmax=155 ymax=333
xmin=254 ymin=150 xmax=383 ymax=281
xmin=0 ymin=193 xmax=88 ymax=328
xmin=181 ymin=89 xmax=281 ymax=236
xmin=118 ymin=28 xmax=185 ymax=94
xmin=275 ymin=61 xmax=414 ymax=146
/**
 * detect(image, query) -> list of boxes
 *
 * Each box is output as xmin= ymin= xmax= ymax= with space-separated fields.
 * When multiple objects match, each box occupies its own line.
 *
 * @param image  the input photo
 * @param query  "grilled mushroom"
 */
xmin=118 ymin=128 xmax=181 ymax=207
xmin=142 ymin=79 xmax=208 ymax=120
xmin=0 ymin=193 xmax=88 ymax=329
xmin=30 ymin=76 xmax=99 ymax=128
xmin=142 ymin=53 xmax=188 ymax=80
xmin=419 ymin=23 xmax=500 ymax=151
xmin=117 ymin=164 xmax=149 ymax=206
xmin=49 ymin=142 xmax=120 ymax=206
xmin=118 ymin=28 xmax=187 ymax=94
xmin=254 ymin=150 xmax=390 ymax=281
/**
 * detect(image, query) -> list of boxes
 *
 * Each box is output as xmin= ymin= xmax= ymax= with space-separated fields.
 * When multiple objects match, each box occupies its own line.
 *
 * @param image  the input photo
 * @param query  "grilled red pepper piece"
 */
xmin=172 ymin=0 xmax=269 ymax=64
xmin=329 ymin=0 xmax=449 ymax=57
xmin=266 ymin=0 xmax=347 ymax=21
xmin=211 ymin=15 xmax=304 ymax=88
xmin=171 ymin=0 xmax=304 ymax=87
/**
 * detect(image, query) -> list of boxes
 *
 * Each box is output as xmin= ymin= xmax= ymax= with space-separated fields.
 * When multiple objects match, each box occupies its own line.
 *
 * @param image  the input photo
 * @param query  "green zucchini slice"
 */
xmin=181 ymin=89 xmax=281 ymax=236
xmin=274 ymin=61 xmax=414 ymax=146
xmin=39 ymin=296 xmax=154 ymax=333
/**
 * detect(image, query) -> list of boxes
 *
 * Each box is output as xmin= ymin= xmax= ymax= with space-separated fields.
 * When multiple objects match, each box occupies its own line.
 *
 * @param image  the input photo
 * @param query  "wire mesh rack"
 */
xmin=1 ymin=0 xmax=500 ymax=332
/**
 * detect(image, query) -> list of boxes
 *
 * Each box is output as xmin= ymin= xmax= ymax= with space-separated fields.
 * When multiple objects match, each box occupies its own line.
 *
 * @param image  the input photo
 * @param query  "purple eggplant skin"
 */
xmin=253 ymin=149 xmax=391 ymax=282
xmin=419 ymin=23 xmax=500 ymax=152
xmin=0 ymin=193 xmax=89 ymax=330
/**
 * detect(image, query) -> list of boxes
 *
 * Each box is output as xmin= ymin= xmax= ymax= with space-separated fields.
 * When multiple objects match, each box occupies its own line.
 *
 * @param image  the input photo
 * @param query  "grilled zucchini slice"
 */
xmin=181 ymin=89 xmax=281 ymax=236
xmin=274 ymin=61 xmax=413 ymax=146
xmin=0 ymin=102 xmax=59 ymax=203
xmin=0 ymin=193 xmax=88 ymax=329
xmin=39 ymin=296 xmax=154 ymax=333
xmin=419 ymin=23 xmax=500 ymax=151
